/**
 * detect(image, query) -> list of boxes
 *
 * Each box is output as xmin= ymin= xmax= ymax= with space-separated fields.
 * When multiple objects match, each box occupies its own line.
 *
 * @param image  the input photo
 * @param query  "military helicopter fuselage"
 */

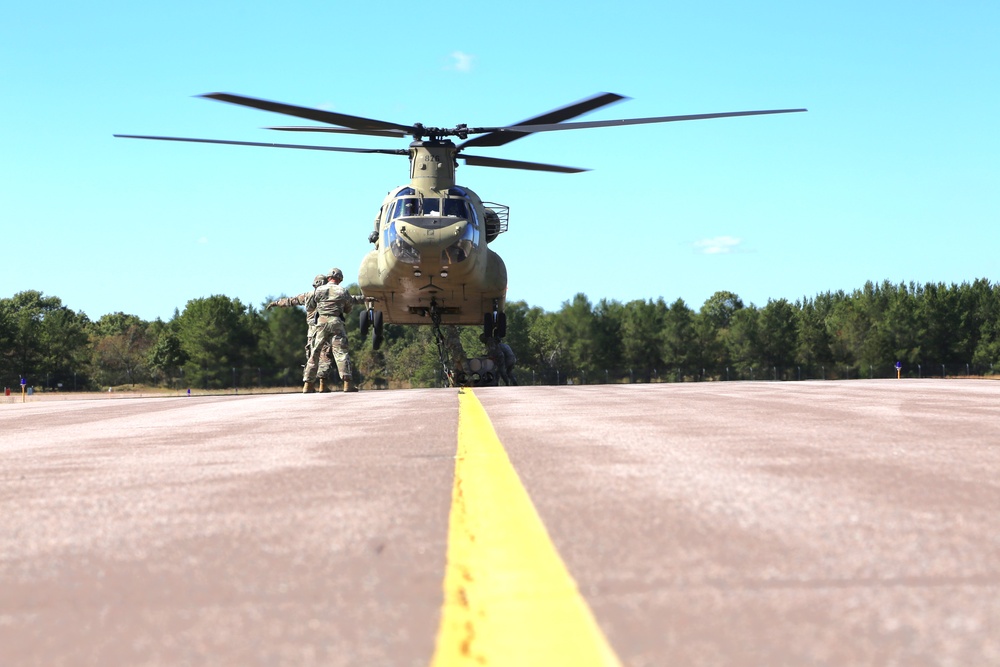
xmin=360 ymin=139 xmax=508 ymax=326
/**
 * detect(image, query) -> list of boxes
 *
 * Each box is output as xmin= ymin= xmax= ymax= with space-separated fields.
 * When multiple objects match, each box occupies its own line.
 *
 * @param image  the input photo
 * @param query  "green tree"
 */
xmin=661 ymin=298 xmax=695 ymax=380
xmin=969 ymin=280 xmax=1000 ymax=370
xmin=527 ymin=310 xmax=564 ymax=383
xmin=259 ymin=298 xmax=310 ymax=384
xmin=552 ymin=294 xmax=601 ymax=380
xmin=89 ymin=312 xmax=152 ymax=387
xmin=0 ymin=291 xmax=91 ymax=390
xmin=881 ymin=282 xmax=921 ymax=371
xmin=698 ymin=291 xmax=745 ymax=376
xmin=175 ymin=295 xmax=261 ymax=388
xmin=757 ymin=298 xmax=797 ymax=375
xmin=620 ymin=298 xmax=666 ymax=382
xmin=824 ymin=291 xmax=863 ymax=371
xmin=915 ymin=282 xmax=963 ymax=366
xmin=382 ymin=325 xmax=441 ymax=387
xmin=147 ymin=319 xmax=188 ymax=386
xmin=592 ymin=298 xmax=625 ymax=375
xmin=0 ymin=301 xmax=16 ymax=388
xmin=701 ymin=290 xmax=744 ymax=330
xmin=794 ymin=295 xmax=834 ymax=376
xmin=726 ymin=304 xmax=761 ymax=377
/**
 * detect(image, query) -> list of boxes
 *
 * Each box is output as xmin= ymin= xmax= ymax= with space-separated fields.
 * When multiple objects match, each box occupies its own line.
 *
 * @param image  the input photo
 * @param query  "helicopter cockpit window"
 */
xmin=443 ymin=198 xmax=470 ymax=219
xmin=393 ymin=197 xmax=421 ymax=218
xmin=391 ymin=194 xmax=475 ymax=219
xmin=422 ymin=198 xmax=441 ymax=215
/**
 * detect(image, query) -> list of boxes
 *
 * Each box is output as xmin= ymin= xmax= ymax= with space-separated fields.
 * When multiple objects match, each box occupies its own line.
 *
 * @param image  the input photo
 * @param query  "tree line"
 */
xmin=2 ymin=278 xmax=998 ymax=392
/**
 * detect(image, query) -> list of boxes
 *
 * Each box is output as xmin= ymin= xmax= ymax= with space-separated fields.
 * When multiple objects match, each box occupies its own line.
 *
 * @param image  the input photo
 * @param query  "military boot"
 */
xmin=317 ymin=378 xmax=328 ymax=393
xmin=343 ymin=379 xmax=359 ymax=393
xmin=303 ymin=381 xmax=316 ymax=394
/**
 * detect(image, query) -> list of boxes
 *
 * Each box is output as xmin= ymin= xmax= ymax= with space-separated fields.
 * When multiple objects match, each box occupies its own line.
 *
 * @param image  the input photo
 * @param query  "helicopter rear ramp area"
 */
xmin=1 ymin=381 xmax=998 ymax=666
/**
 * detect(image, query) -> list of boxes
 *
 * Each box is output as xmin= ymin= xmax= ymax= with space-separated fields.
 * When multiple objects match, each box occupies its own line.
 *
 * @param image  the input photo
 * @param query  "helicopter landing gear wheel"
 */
xmin=360 ymin=307 xmax=384 ymax=350
xmin=483 ymin=311 xmax=506 ymax=339
xmin=359 ymin=309 xmax=370 ymax=338
xmin=371 ymin=310 xmax=384 ymax=351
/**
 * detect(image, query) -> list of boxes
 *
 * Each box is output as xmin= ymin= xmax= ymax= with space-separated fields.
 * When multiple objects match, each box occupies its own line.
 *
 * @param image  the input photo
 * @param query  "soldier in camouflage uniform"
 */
xmin=479 ymin=333 xmax=509 ymax=386
xmin=444 ymin=325 xmax=469 ymax=386
xmin=478 ymin=334 xmax=517 ymax=386
xmin=499 ymin=340 xmax=518 ymax=386
xmin=304 ymin=267 xmax=368 ymax=393
xmin=266 ymin=274 xmax=339 ymax=392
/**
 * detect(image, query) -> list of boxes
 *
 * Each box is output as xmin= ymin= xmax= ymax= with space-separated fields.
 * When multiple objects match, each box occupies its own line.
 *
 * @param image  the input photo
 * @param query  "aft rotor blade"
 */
xmin=460 ymin=154 xmax=588 ymax=173
xmin=460 ymin=92 xmax=628 ymax=149
xmin=265 ymin=125 xmax=409 ymax=139
xmin=114 ymin=134 xmax=407 ymax=155
xmin=200 ymin=93 xmax=414 ymax=135
xmin=499 ymin=108 xmax=808 ymax=134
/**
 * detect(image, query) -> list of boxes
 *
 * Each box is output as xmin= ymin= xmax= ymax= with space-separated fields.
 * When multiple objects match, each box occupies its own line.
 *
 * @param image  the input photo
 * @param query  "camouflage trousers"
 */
xmin=302 ymin=324 xmax=335 ymax=380
xmin=303 ymin=318 xmax=353 ymax=382
xmin=444 ymin=325 xmax=467 ymax=371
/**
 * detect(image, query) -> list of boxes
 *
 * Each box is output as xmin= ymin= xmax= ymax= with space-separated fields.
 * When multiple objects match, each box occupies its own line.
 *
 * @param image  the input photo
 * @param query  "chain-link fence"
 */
xmin=517 ymin=362 xmax=998 ymax=386
xmin=3 ymin=361 xmax=997 ymax=397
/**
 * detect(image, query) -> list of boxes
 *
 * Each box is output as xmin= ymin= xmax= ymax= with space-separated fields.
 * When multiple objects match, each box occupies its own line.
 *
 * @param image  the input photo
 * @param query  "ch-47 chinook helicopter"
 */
xmin=116 ymin=93 xmax=804 ymax=385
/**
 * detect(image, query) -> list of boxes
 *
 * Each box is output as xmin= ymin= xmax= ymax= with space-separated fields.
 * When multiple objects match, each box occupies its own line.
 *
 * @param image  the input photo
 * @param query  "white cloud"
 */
xmin=694 ymin=235 xmax=741 ymax=254
xmin=446 ymin=51 xmax=475 ymax=73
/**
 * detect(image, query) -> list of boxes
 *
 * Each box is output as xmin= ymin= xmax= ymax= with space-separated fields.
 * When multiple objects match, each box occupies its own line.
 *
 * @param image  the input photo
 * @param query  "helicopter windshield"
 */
xmin=443 ymin=198 xmax=469 ymax=218
xmin=392 ymin=197 xmax=421 ymax=218
xmin=391 ymin=194 xmax=473 ymax=220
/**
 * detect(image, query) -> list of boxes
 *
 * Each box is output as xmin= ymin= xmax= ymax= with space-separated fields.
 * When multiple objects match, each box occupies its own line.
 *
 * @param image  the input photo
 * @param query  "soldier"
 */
xmin=303 ymin=267 xmax=368 ymax=393
xmin=266 ymin=275 xmax=340 ymax=393
xmin=479 ymin=333 xmax=512 ymax=386
xmin=444 ymin=325 xmax=469 ymax=386
xmin=499 ymin=340 xmax=518 ymax=386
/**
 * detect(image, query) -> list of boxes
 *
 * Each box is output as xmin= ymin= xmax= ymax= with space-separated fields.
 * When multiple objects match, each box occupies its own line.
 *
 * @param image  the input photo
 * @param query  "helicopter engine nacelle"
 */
xmin=482 ymin=203 xmax=509 ymax=244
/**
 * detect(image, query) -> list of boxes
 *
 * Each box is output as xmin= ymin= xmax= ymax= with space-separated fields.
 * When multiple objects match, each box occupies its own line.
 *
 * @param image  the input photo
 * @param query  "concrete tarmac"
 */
xmin=1 ymin=380 xmax=998 ymax=666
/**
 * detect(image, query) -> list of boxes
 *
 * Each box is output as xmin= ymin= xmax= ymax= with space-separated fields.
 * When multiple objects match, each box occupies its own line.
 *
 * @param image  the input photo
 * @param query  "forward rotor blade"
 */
xmin=200 ymin=93 xmax=414 ymax=135
xmin=498 ymin=108 xmax=807 ymax=134
xmin=265 ymin=125 xmax=409 ymax=139
xmin=460 ymin=92 xmax=628 ymax=149
xmin=114 ymin=134 xmax=407 ymax=155
xmin=460 ymin=154 xmax=587 ymax=173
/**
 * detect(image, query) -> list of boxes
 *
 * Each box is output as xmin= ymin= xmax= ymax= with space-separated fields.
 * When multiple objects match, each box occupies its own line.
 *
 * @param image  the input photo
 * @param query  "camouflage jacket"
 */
xmin=270 ymin=292 xmax=317 ymax=321
xmin=313 ymin=283 xmax=364 ymax=322
xmin=499 ymin=342 xmax=516 ymax=367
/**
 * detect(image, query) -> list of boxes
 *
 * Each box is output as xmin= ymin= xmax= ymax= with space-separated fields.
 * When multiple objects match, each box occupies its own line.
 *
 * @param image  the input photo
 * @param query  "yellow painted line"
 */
xmin=431 ymin=389 xmax=622 ymax=667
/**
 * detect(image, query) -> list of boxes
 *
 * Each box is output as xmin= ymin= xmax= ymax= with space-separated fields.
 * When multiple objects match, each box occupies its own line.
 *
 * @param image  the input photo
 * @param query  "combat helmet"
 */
xmin=312 ymin=274 xmax=327 ymax=288
xmin=328 ymin=267 xmax=344 ymax=281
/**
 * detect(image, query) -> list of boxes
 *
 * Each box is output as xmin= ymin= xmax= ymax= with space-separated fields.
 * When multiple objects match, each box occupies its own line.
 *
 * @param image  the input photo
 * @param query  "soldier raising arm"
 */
xmin=267 ymin=275 xmax=338 ymax=393
xmin=303 ymin=268 xmax=368 ymax=393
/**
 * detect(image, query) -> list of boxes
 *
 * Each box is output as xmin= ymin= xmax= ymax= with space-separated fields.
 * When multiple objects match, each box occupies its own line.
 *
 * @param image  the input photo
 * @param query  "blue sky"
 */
xmin=3 ymin=0 xmax=997 ymax=322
